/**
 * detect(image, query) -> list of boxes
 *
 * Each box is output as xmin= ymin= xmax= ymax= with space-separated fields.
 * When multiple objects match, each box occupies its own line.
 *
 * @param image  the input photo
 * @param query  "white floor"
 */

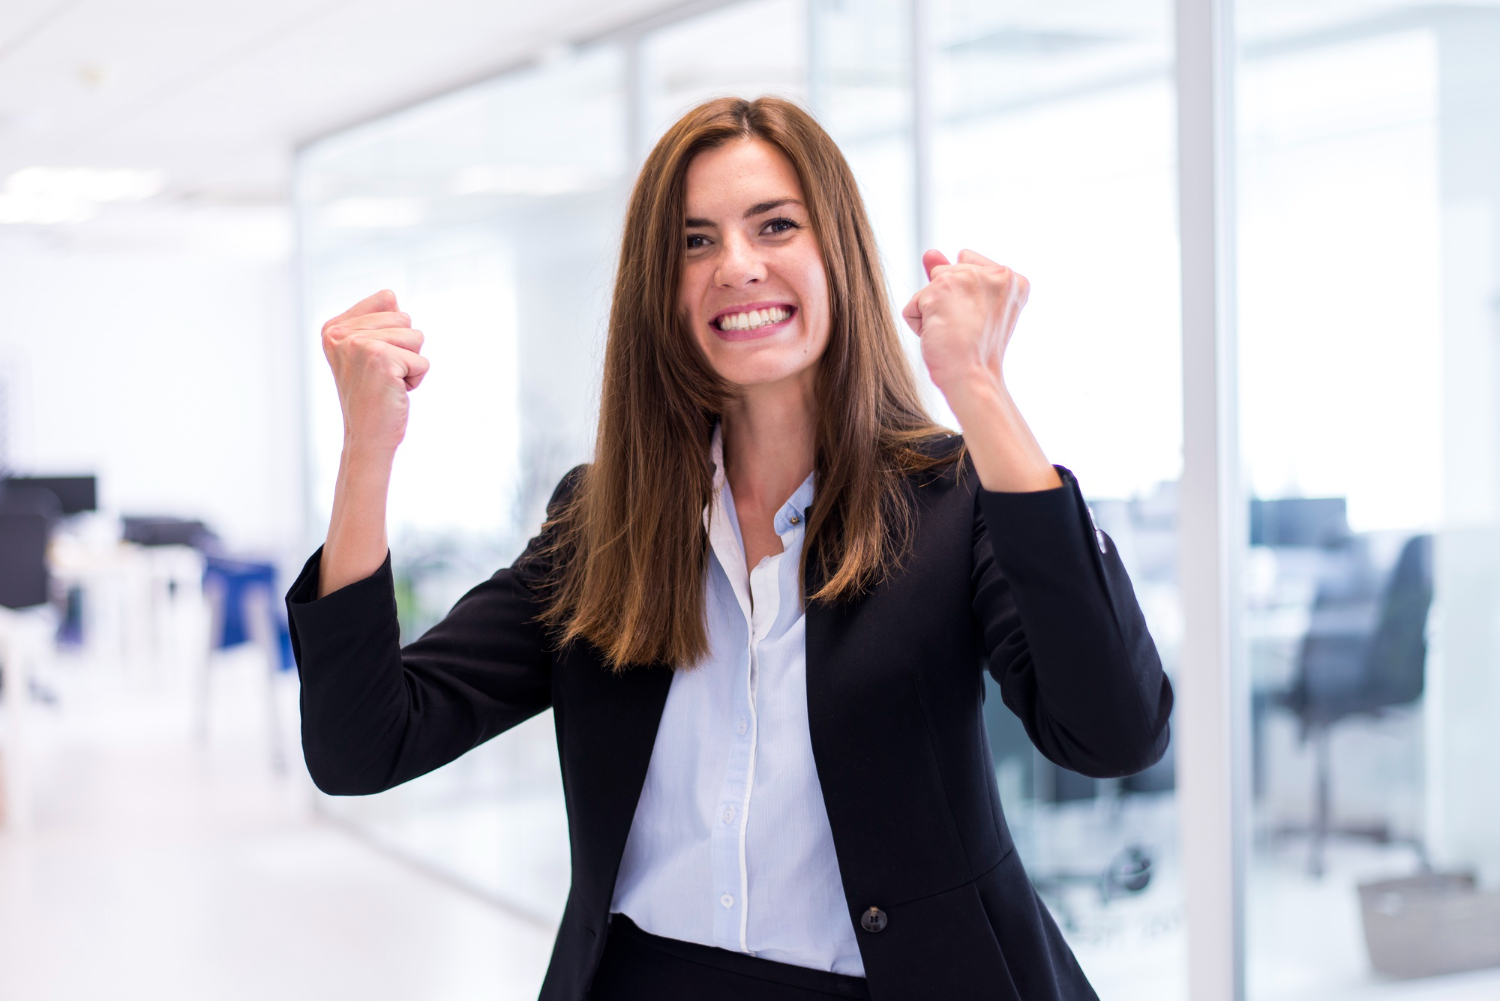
xmin=0 ymin=650 xmax=555 ymax=1001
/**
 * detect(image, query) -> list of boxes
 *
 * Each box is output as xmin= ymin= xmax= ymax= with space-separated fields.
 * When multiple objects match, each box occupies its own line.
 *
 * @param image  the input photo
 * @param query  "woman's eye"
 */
xmin=764 ymin=217 xmax=799 ymax=235
xmin=686 ymin=233 xmax=710 ymax=249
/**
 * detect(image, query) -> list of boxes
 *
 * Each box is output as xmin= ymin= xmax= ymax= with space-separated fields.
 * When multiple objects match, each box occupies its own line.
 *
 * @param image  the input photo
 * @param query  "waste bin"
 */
xmin=1359 ymin=871 xmax=1500 ymax=979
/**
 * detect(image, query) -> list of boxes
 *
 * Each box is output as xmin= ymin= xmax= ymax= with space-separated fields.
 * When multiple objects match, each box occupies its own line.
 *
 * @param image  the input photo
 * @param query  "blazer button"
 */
xmin=860 ymin=906 xmax=887 ymax=933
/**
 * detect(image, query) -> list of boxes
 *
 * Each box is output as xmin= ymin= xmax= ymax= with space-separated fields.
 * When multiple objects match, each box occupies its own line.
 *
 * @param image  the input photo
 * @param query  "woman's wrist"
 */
xmin=341 ymin=432 xmax=401 ymax=468
xmin=940 ymin=371 xmax=1061 ymax=493
xmin=936 ymin=366 xmax=1006 ymax=414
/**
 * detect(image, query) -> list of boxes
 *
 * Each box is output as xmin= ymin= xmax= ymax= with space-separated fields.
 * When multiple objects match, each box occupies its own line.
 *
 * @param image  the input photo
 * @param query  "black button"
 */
xmin=860 ymin=906 xmax=887 ymax=933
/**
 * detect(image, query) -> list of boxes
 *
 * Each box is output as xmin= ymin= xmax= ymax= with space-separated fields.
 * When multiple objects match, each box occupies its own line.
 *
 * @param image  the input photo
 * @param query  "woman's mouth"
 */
xmin=711 ymin=303 xmax=796 ymax=339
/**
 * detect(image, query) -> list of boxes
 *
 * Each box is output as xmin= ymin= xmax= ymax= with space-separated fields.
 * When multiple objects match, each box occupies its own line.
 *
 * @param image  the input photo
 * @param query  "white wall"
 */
xmin=0 ymin=204 xmax=305 ymax=561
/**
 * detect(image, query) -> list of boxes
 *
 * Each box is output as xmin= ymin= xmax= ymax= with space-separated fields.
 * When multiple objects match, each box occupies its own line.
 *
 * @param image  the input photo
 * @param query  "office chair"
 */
xmin=1274 ymin=533 xmax=1433 ymax=876
xmin=0 ymin=482 xmax=61 ymax=610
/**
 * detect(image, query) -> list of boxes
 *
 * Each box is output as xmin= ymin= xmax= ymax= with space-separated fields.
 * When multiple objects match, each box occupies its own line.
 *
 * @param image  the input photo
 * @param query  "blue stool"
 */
xmin=201 ymin=557 xmax=293 ymax=772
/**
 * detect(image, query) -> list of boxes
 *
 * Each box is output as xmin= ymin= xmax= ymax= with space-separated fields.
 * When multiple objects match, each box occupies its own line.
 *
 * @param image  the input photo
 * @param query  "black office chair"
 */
xmin=0 ymin=482 xmax=60 ymax=610
xmin=1274 ymin=533 xmax=1433 ymax=876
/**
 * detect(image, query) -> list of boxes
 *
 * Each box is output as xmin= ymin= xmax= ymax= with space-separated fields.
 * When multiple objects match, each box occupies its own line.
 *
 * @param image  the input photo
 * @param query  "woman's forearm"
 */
xmin=319 ymin=441 xmax=397 ymax=597
xmin=943 ymin=376 xmax=1062 ymax=494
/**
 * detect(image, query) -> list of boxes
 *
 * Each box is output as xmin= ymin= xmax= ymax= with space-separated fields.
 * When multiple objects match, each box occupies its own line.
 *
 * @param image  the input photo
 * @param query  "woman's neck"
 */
xmin=720 ymin=372 xmax=817 ymax=570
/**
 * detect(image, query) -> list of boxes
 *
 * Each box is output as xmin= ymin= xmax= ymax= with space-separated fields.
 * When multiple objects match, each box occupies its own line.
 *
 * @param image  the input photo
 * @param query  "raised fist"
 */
xmin=321 ymin=290 xmax=429 ymax=455
xmin=902 ymin=249 xmax=1030 ymax=399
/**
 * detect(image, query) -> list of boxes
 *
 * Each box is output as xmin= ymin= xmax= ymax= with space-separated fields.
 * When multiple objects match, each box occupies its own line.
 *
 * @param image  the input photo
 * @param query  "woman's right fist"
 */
xmin=321 ymin=289 xmax=429 ymax=455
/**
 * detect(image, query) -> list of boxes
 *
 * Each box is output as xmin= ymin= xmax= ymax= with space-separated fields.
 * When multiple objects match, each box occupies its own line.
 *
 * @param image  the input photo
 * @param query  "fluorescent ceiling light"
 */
xmin=452 ymin=164 xmax=610 ymax=197
xmin=0 ymin=167 xmax=165 ymax=225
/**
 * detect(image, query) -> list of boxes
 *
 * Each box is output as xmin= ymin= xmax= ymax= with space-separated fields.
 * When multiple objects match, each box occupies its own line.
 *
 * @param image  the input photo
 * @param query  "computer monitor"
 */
xmin=2 ymin=475 xmax=97 ymax=514
xmin=1250 ymin=497 xmax=1349 ymax=548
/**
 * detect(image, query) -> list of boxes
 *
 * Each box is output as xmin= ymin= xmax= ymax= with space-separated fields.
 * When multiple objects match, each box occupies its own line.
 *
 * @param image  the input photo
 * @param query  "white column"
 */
xmin=624 ymin=32 xmax=648 ymax=170
xmin=1175 ymin=0 xmax=1246 ymax=999
xmin=909 ymin=0 xmax=934 ymax=276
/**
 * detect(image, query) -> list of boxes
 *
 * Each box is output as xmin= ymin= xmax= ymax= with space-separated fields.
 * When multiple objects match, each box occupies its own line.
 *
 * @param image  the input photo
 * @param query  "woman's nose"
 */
xmin=714 ymin=233 xmax=766 ymax=287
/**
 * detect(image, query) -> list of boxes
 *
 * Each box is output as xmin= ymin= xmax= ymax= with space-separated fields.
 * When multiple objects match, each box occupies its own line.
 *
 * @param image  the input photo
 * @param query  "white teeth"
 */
xmin=719 ymin=306 xmax=791 ymax=331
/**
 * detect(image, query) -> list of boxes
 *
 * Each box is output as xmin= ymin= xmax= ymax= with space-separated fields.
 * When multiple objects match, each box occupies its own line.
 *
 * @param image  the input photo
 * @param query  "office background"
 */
xmin=1 ymin=1 xmax=1498 ymax=999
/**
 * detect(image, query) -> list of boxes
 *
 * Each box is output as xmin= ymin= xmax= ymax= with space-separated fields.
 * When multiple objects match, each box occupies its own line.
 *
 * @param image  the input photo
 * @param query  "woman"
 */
xmin=289 ymin=97 xmax=1171 ymax=1001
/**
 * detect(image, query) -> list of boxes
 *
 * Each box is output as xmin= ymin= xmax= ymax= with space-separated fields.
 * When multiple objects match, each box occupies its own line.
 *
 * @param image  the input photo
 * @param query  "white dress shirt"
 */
xmin=609 ymin=428 xmax=865 ymax=976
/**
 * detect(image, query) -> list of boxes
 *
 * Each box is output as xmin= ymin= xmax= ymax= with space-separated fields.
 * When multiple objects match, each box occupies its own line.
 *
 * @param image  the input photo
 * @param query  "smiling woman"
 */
xmin=288 ymin=95 xmax=1171 ymax=1001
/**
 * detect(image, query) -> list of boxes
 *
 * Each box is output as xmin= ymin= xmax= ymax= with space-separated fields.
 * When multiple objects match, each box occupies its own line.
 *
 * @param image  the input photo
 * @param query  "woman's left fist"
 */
xmin=902 ymin=249 xmax=1029 ymax=397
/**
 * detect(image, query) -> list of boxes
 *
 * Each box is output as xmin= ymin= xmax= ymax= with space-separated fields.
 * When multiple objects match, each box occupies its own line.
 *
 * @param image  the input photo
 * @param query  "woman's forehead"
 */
xmin=683 ymin=138 xmax=804 ymax=218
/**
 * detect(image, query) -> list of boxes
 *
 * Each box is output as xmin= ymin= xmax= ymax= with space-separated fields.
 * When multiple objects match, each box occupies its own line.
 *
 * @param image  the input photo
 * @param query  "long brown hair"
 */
xmin=540 ymin=96 xmax=954 ymax=670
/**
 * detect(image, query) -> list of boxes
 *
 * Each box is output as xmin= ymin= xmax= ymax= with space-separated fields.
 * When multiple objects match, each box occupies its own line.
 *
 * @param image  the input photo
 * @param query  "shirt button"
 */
xmin=722 ymin=806 xmax=736 ymax=824
xmin=789 ymin=512 xmax=801 ymax=525
xmin=861 ymin=907 xmax=888 ymax=933
xmin=721 ymin=893 xmax=735 ymax=909
xmin=736 ymin=717 xmax=748 ymax=735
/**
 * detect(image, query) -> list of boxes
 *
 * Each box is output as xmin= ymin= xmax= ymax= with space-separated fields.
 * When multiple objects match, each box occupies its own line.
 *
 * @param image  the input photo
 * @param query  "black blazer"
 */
xmin=285 ymin=449 xmax=1172 ymax=1001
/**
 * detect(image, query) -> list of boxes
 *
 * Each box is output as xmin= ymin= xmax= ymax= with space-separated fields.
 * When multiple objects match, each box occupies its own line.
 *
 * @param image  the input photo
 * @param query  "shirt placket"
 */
xmin=704 ymin=450 xmax=808 ymax=956
xmin=732 ymin=553 xmax=783 ymax=952
xmin=706 ymin=476 xmax=755 ymax=950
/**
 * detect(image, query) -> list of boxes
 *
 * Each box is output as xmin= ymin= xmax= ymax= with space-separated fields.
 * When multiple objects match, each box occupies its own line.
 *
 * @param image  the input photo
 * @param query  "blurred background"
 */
xmin=1 ymin=1 xmax=1498 ymax=999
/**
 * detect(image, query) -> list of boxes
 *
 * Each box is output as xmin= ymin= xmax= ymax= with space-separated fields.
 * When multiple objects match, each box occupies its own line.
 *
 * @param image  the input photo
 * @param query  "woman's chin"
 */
xmin=714 ymin=360 xmax=819 ymax=392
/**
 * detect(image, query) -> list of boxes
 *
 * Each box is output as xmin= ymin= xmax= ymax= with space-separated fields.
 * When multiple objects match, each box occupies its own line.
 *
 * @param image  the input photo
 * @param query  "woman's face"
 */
xmin=678 ymin=138 xmax=831 ymax=392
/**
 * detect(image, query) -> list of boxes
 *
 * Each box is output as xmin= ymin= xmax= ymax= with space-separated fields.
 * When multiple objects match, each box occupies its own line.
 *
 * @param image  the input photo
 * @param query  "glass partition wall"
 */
xmin=293 ymin=0 xmax=1500 ymax=996
xmin=297 ymin=45 xmax=630 ymax=923
xmin=1236 ymin=2 xmax=1500 ymax=998
xmin=929 ymin=4 xmax=1187 ymax=999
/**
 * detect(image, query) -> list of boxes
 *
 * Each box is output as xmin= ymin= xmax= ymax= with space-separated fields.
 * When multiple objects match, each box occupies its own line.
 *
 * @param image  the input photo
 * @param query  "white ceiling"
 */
xmin=0 ymin=0 xmax=690 ymax=205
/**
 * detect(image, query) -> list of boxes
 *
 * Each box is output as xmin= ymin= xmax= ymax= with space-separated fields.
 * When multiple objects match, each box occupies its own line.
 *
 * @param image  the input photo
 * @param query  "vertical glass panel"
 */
xmin=294 ymin=44 xmax=628 ymax=922
xmin=807 ymin=0 xmax=924 ymax=417
xmin=808 ymin=0 xmax=917 ymax=303
xmin=1237 ymin=2 xmax=1500 ymax=997
xmin=931 ymin=3 xmax=1187 ymax=999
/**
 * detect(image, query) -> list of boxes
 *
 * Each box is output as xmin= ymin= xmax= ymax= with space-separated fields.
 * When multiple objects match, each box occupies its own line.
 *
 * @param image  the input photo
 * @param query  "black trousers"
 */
xmin=588 ymin=915 xmax=870 ymax=1000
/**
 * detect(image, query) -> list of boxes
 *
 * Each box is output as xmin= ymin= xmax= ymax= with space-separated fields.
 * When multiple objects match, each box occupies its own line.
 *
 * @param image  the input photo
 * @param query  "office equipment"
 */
xmin=122 ymin=516 xmax=220 ymax=550
xmin=1274 ymin=533 xmax=1433 ymax=875
xmin=1251 ymin=496 xmax=1350 ymax=548
xmin=2 ymin=476 xmax=95 ymax=515
xmin=0 ymin=513 xmax=47 ymax=610
xmin=0 ymin=483 xmax=58 ymax=610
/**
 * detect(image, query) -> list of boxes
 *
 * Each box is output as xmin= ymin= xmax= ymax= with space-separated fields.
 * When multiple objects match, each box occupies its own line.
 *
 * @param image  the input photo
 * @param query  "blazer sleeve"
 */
xmin=971 ymin=464 xmax=1173 ymax=778
xmin=285 ymin=467 xmax=583 ymax=795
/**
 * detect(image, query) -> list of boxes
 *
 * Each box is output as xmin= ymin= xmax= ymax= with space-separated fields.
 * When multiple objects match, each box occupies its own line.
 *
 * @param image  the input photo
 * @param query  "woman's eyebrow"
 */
xmin=744 ymin=198 xmax=801 ymax=218
xmin=684 ymin=198 xmax=803 ymax=228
